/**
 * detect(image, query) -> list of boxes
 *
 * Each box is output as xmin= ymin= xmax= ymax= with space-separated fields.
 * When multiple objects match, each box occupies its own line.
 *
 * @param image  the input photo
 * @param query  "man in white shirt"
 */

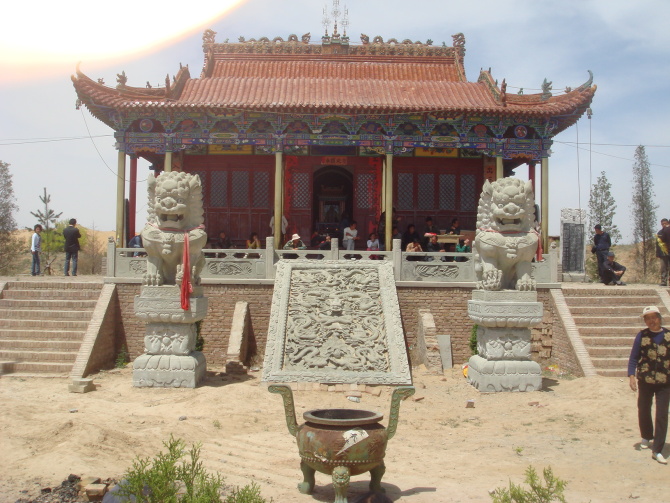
xmin=30 ymin=224 xmax=42 ymax=276
xmin=342 ymin=221 xmax=359 ymax=250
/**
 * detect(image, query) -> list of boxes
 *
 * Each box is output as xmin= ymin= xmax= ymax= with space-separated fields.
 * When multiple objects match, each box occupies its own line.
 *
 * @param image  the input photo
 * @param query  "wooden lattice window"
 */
xmin=293 ymin=172 xmax=310 ymax=208
xmin=357 ymin=173 xmax=375 ymax=209
xmin=231 ymin=171 xmax=249 ymax=208
xmin=460 ymin=174 xmax=477 ymax=211
xmin=397 ymin=173 xmax=414 ymax=210
xmin=253 ymin=172 xmax=270 ymax=208
xmin=210 ymin=171 xmax=227 ymax=207
xmin=439 ymin=174 xmax=456 ymax=210
xmin=417 ymin=173 xmax=434 ymax=210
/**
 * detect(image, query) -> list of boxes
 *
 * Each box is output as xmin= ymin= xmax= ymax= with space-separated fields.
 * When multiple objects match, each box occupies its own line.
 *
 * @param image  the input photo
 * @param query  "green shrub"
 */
xmin=195 ymin=320 xmax=205 ymax=352
xmin=116 ymin=436 xmax=272 ymax=503
xmin=115 ymin=348 xmax=129 ymax=368
xmin=224 ymin=483 xmax=270 ymax=503
xmin=469 ymin=324 xmax=478 ymax=355
xmin=490 ymin=465 xmax=567 ymax=503
xmin=117 ymin=436 xmax=224 ymax=503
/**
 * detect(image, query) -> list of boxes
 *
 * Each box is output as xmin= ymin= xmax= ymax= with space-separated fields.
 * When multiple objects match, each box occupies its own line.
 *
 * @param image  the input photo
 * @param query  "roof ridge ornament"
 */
xmin=541 ymin=78 xmax=552 ymax=101
xmin=576 ymin=70 xmax=594 ymax=92
xmin=116 ymin=70 xmax=127 ymax=89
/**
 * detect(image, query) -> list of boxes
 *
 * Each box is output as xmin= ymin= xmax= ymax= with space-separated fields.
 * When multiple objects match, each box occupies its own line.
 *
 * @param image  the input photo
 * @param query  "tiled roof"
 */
xmin=72 ymin=52 xmax=595 ymax=122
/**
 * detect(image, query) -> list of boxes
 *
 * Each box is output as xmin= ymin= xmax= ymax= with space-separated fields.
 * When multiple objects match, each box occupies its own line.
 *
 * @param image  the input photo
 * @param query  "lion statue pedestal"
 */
xmin=132 ymin=171 xmax=208 ymax=388
xmin=468 ymin=177 xmax=543 ymax=392
xmin=467 ymin=290 xmax=542 ymax=391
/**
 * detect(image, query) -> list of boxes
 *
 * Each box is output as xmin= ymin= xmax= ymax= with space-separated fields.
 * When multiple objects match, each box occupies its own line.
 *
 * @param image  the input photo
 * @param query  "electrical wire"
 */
xmin=0 ymin=135 xmax=112 ymax=145
xmin=554 ymin=140 xmax=670 ymax=169
xmin=79 ymin=108 xmax=149 ymax=183
xmin=575 ymin=120 xmax=582 ymax=222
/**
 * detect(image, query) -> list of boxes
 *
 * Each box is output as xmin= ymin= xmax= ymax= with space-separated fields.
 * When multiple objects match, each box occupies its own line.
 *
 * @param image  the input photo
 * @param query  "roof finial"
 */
xmin=322 ymin=0 xmax=348 ymax=37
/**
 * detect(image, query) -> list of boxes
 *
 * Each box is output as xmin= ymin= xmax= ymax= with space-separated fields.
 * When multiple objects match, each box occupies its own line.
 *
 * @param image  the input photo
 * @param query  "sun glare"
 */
xmin=1 ymin=0 xmax=246 ymax=82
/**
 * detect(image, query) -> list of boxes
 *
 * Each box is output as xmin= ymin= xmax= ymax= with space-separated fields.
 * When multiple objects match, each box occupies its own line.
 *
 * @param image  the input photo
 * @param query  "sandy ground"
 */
xmin=0 ymin=368 xmax=667 ymax=503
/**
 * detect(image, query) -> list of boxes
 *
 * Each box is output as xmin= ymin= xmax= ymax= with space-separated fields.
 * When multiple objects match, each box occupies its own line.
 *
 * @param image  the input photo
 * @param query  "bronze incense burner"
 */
xmin=269 ymin=384 xmax=415 ymax=503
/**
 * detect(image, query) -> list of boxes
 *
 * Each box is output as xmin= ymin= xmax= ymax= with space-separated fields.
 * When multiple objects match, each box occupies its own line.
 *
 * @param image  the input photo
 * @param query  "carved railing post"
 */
xmin=331 ymin=237 xmax=339 ymax=260
xmin=106 ymin=237 xmax=116 ymax=277
xmin=266 ymin=236 xmax=275 ymax=279
xmin=392 ymin=239 xmax=402 ymax=280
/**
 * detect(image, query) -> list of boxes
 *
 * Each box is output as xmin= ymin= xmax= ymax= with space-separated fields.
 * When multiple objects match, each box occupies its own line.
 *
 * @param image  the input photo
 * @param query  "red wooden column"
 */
xmin=128 ymin=156 xmax=138 ymax=241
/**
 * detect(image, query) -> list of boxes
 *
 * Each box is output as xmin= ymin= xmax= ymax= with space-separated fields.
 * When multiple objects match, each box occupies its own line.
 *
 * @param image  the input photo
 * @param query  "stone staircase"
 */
xmin=0 ymin=281 xmax=103 ymax=377
xmin=562 ymin=287 xmax=669 ymax=377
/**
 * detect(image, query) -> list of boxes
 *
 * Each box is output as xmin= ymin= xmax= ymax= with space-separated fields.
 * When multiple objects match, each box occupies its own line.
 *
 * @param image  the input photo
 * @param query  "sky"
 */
xmin=1 ymin=0 xmax=669 ymax=244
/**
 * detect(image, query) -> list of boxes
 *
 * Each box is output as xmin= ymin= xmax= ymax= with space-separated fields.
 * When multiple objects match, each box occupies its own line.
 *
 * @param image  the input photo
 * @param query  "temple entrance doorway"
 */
xmin=312 ymin=166 xmax=353 ymax=241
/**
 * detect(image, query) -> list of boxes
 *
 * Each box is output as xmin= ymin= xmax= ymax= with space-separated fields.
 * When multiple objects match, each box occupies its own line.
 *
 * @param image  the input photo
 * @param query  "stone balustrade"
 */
xmin=106 ymin=237 xmax=558 ymax=286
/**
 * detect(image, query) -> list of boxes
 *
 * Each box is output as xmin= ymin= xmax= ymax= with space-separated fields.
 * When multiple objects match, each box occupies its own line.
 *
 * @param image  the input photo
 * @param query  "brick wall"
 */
xmin=115 ymin=284 xmax=574 ymax=372
xmin=537 ymin=291 xmax=583 ymax=377
xmin=115 ymin=283 xmax=274 ymax=369
xmin=82 ymin=285 xmax=124 ymax=376
xmin=396 ymin=287 xmax=473 ymax=365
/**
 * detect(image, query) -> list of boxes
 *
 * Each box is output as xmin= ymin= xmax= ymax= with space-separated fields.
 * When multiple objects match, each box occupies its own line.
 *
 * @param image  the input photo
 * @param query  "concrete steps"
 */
xmin=0 ymin=281 xmax=103 ymax=377
xmin=562 ymin=287 xmax=667 ymax=377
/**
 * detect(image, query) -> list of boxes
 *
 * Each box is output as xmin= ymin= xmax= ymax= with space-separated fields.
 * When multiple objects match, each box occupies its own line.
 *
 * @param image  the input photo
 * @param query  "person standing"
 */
xmin=592 ymin=224 xmax=611 ymax=281
xmin=269 ymin=212 xmax=288 ymax=241
xmin=30 ymin=224 xmax=42 ymax=276
xmin=342 ymin=221 xmax=359 ymax=251
xmin=628 ymin=306 xmax=670 ymax=464
xmin=656 ymin=218 xmax=670 ymax=287
xmin=63 ymin=218 xmax=81 ymax=276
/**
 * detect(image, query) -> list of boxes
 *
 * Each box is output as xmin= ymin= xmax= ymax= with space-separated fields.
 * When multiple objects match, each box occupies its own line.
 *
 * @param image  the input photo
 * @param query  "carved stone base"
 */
xmin=467 ymin=355 xmax=542 ymax=392
xmin=133 ymin=352 xmax=206 ymax=388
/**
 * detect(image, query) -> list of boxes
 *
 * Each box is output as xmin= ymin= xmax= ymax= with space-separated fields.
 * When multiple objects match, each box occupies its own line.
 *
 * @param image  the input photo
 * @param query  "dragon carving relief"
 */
xmin=474 ymin=178 xmax=539 ymax=291
xmin=283 ymin=268 xmax=389 ymax=372
xmin=140 ymin=172 xmax=207 ymax=286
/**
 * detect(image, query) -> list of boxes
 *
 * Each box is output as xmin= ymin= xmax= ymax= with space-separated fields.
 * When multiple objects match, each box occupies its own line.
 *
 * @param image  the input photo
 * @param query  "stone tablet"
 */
xmin=262 ymin=260 xmax=412 ymax=385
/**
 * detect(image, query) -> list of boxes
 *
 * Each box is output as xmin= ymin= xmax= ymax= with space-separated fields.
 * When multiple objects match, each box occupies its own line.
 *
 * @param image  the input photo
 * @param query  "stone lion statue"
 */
xmin=140 ymin=172 xmax=207 ymax=286
xmin=474 ymin=177 xmax=539 ymax=291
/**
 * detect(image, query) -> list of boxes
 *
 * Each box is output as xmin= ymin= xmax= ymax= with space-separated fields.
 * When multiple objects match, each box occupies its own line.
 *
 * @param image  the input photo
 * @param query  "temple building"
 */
xmin=72 ymin=27 xmax=595 ymax=250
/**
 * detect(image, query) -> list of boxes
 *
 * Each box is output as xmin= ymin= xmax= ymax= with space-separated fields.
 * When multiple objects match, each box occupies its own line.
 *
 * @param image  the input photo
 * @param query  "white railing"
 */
xmin=106 ymin=237 xmax=558 ymax=285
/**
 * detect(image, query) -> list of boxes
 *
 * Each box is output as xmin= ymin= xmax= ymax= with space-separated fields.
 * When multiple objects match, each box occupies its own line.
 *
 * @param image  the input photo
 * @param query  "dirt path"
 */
xmin=0 ymin=368 xmax=665 ymax=502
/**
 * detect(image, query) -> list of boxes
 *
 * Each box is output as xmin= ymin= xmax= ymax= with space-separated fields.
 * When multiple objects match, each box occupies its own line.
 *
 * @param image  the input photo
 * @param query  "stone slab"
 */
xmin=261 ymin=260 xmax=412 ymax=385
xmin=468 ymin=299 xmax=543 ymax=328
xmin=69 ymin=378 xmax=96 ymax=393
xmin=436 ymin=334 xmax=453 ymax=370
xmin=134 ymin=286 xmax=207 ymax=323
xmin=467 ymin=354 xmax=542 ymax=392
xmin=471 ymin=290 xmax=537 ymax=302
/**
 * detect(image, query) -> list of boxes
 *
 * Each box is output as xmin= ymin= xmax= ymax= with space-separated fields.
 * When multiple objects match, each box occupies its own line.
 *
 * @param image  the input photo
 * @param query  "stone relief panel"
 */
xmin=262 ymin=260 xmax=411 ymax=384
xmin=402 ymin=261 xmax=473 ymax=281
xmin=144 ymin=323 xmax=196 ymax=355
xmin=476 ymin=327 xmax=532 ymax=360
xmin=560 ymin=208 xmax=587 ymax=224
xmin=206 ymin=261 xmax=254 ymax=276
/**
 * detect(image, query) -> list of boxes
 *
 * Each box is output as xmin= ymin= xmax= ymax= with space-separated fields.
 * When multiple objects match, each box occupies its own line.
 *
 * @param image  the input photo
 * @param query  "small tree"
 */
xmin=30 ymin=188 xmax=63 ymax=275
xmin=631 ymin=146 xmax=658 ymax=277
xmin=588 ymin=171 xmax=621 ymax=244
xmin=0 ymin=161 xmax=24 ymax=275
xmin=80 ymin=222 xmax=103 ymax=274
